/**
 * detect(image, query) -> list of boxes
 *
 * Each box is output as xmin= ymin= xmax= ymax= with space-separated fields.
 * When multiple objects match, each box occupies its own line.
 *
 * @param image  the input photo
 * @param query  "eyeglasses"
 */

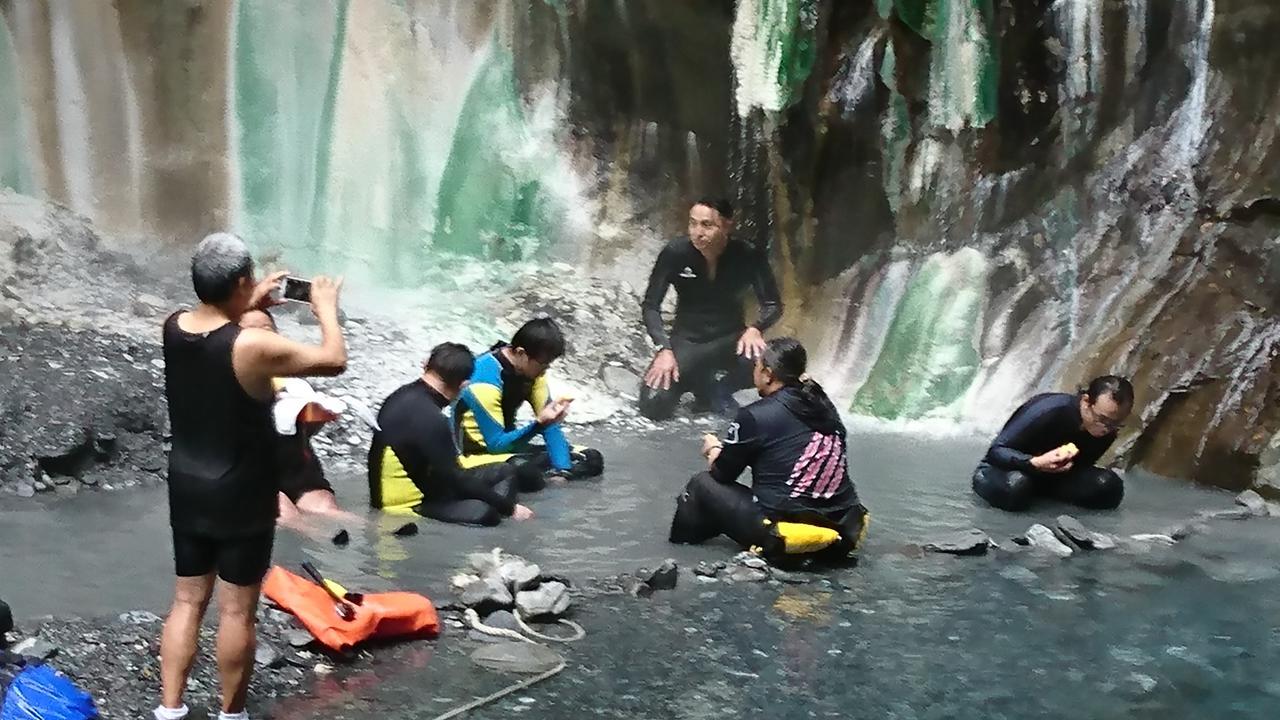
xmin=1085 ymin=404 xmax=1126 ymax=431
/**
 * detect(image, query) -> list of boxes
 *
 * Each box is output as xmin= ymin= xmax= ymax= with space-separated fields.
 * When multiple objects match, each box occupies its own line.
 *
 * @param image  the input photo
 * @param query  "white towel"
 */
xmin=272 ymin=378 xmax=348 ymax=435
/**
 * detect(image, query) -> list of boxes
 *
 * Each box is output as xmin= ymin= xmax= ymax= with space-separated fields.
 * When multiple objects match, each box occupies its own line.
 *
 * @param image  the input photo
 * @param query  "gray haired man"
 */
xmin=156 ymin=233 xmax=347 ymax=720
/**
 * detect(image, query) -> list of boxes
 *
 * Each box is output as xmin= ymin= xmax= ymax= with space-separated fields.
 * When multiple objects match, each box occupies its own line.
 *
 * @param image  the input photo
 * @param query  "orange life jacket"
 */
xmin=262 ymin=566 xmax=439 ymax=652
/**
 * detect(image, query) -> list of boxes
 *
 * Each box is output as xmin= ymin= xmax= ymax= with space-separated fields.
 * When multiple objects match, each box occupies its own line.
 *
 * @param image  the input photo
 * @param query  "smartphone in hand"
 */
xmin=281 ymin=276 xmax=312 ymax=303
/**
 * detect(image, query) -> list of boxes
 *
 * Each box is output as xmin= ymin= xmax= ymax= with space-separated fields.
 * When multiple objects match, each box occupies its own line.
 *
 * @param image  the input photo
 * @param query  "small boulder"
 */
xmin=515 ymin=581 xmax=571 ymax=618
xmin=11 ymin=637 xmax=58 ymax=660
xmin=460 ymin=577 xmax=514 ymax=613
xmin=923 ymin=529 xmax=991 ymax=556
xmin=693 ymin=562 xmax=718 ymax=578
xmin=285 ymin=629 xmax=315 ymax=648
xmin=483 ymin=610 xmax=522 ymax=635
xmin=118 ymin=610 xmax=162 ymax=625
xmin=732 ymin=552 xmax=768 ymax=570
xmin=255 ymin=644 xmax=284 ymax=668
xmin=1025 ymin=524 xmax=1073 ymax=557
xmin=724 ymin=567 xmax=769 ymax=583
xmin=644 ymin=559 xmax=679 ymax=591
xmin=622 ymin=577 xmax=653 ymax=598
xmin=601 ymin=366 xmax=641 ymax=399
xmin=393 ymin=522 xmax=419 ymax=537
xmin=331 ymin=529 xmax=350 ymax=547
xmin=495 ymin=558 xmax=541 ymax=592
xmin=1055 ymin=515 xmax=1117 ymax=550
xmin=467 ymin=550 xmax=503 ymax=575
xmin=1235 ymin=490 xmax=1269 ymax=517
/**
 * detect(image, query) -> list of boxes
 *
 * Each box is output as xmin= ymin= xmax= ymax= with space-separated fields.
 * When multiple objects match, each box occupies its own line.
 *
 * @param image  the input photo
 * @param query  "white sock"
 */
xmin=218 ymin=712 xmax=249 ymax=720
xmin=153 ymin=704 xmax=188 ymax=720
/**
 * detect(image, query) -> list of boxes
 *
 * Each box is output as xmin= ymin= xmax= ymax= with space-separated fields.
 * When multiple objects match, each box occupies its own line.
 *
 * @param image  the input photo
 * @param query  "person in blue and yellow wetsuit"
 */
xmin=367 ymin=342 xmax=537 ymax=526
xmin=455 ymin=318 xmax=605 ymax=481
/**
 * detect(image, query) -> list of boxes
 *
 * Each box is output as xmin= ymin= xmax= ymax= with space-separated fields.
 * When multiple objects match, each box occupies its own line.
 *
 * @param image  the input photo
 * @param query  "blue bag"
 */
xmin=0 ymin=665 xmax=97 ymax=720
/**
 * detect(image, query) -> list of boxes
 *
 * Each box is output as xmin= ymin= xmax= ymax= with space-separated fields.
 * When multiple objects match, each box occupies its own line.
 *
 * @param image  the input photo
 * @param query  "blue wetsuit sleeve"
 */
xmin=641 ymin=245 xmax=676 ymax=346
xmin=710 ymin=409 xmax=760 ymax=484
xmin=459 ymin=384 xmax=541 ymax=453
xmin=750 ymin=248 xmax=783 ymax=332
xmin=529 ymin=375 xmax=572 ymax=470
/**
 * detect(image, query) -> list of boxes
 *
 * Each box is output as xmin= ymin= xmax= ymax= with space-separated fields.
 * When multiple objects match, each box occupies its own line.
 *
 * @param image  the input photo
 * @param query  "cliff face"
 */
xmin=2 ymin=1 xmax=1279 ymax=489
xmin=521 ymin=0 xmax=1280 ymax=490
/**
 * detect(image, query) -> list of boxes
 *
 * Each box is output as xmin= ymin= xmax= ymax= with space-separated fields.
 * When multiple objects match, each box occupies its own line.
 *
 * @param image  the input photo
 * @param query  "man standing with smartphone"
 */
xmin=157 ymin=233 xmax=348 ymax=720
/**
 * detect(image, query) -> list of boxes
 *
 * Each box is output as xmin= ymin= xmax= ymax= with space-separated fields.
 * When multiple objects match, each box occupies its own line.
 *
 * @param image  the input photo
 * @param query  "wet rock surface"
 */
xmin=924 ymin=529 xmax=992 ymax=556
xmin=0 ymin=606 xmax=362 ymax=719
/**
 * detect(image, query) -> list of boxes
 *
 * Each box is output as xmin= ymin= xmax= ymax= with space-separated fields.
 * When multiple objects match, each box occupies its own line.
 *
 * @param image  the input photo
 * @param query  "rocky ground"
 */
xmin=0 ymin=191 xmax=681 ymax=498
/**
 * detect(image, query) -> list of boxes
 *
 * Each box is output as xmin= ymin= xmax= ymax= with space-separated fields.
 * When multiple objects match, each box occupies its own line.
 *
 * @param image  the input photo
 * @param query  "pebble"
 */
xmin=118 ymin=611 xmax=162 ymax=625
xmin=285 ymin=629 xmax=315 ymax=648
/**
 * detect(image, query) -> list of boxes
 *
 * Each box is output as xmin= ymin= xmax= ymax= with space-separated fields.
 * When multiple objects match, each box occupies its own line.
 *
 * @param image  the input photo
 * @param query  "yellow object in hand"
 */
xmin=1058 ymin=442 xmax=1079 ymax=458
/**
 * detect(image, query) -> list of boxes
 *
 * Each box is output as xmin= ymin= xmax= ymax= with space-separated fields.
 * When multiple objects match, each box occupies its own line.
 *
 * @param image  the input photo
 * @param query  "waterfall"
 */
xmin=0 ymin=13 xmax=31 ymax=193
xmin=828 ymin=27 xmax=884 ymax=117
xmin=820 ymin=259 xmax=913 ymax=407
xmin=228 ymin=0 xmax=587 ymax=283
xmin=730 ymin=0 xmax=819 ymax=117
xmin=928 ymin=0 xmax=998 ymax=131
xmin=1055 ymin=0 xmax=1105 ymax=150
xmin=1172 ymin=0 xmax=1215 ymax=170
xmin=850 ymin=248 xmax=990 ymax=420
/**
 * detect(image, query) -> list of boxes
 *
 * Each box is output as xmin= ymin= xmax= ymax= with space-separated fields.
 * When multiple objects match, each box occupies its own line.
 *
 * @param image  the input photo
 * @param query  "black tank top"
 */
xmin=163 ymin=312 xmax=277 ymax=537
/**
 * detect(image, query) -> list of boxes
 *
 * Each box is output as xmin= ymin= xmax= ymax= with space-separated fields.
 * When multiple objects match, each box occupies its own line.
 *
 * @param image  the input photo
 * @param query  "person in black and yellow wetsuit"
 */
xmin=454 ymin=318 xmax=604 ymax=481
xmin=367 ymin=342 xmax=536 ymax=526
xmin=669 ymin=338 xmax=868 ymax=564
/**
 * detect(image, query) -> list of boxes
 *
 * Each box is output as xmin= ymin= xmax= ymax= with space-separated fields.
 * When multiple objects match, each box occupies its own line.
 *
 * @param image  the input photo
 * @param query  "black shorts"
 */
xmin=173 ymin=530 xmax=275 ymax=586
xmin=278 ymin=435 xmax=334 ymax=503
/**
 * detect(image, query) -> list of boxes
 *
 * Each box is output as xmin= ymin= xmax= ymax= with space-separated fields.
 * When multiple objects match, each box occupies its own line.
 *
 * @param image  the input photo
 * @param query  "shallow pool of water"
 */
xmin=4 ymin=427 xmax=1279 ymax=718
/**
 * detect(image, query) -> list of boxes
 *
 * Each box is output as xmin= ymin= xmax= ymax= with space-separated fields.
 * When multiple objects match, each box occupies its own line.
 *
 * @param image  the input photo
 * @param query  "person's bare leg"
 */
xmin=160 ymin=574 xmax=216 ymax=710
xmin=277 ymin=492 xmax=301 ymax=525
xmin=295 ymin=490 xmax=363 ymax=524
xmin=215 ymin=580 xmax=262 ymax=715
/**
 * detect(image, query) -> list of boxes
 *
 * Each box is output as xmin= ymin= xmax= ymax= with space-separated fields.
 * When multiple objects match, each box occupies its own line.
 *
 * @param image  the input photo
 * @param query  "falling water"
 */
xmin=0 ymin=13 xmax=31 ymax=193
xmin=827 ymin=27 xmax=884 ymax=117
xmin=1056 ymin=0 xmax=1105 ymax=150
xmin=730 ymin=0 xmax=818 ymax=117
xmin=928 ymin=0 xmax=997 ymax=131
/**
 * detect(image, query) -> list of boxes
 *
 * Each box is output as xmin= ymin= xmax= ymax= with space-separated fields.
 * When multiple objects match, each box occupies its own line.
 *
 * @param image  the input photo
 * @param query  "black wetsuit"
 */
xmin=368 ymin=379 xmax=539 ymax=526
xmin=163 ymin=313 xmax=277 ymax=586
xmin=669 ymin=386 xmax=867 ymax=561
xmin=972 ymin=392 xmax=1124 ymax=511
xmin=639 ymin=237 xmax=783 ymax=419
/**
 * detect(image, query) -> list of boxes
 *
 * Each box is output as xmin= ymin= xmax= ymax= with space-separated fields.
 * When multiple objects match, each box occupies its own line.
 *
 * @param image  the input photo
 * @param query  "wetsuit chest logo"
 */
xmin=678 ymin=266 xmax=698 ymax=279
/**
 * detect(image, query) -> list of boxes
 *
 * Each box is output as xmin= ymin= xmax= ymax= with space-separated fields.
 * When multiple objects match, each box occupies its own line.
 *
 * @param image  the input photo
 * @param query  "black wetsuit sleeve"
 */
xmin=984 ymin=407 xmax=1054 ymax=472
xmin=641 ymin=245 xmax=676 ymax=347
xmin=393 ymin=417 xmax=516 ymax=515
xmin=710 ymin=409 xmax=761 ymax=484
xmin=751 ymin=249 xmax=783 ymax=332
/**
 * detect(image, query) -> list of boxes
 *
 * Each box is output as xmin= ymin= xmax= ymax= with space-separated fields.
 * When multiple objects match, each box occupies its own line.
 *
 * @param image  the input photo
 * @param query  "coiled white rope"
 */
xmin=426 ymin=608 xmax=582 ymax=719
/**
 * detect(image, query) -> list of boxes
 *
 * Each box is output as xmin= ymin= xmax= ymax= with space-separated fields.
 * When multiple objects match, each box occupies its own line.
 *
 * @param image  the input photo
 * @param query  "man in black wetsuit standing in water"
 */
xmin=972 ymin=375 xmax=1133 ymax=512
xmin=639 ymin=198 xmax=784 ymax=419
xmin=158 ymin=233 xmax=348 ymax=720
